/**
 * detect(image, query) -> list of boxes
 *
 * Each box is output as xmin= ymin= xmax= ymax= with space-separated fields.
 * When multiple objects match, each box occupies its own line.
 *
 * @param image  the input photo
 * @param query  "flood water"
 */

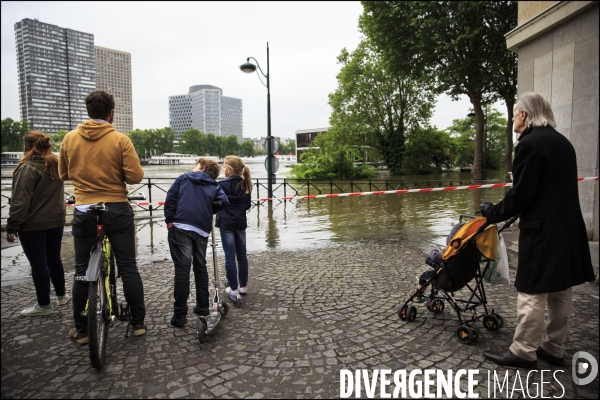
xmin=1 ymin=162 xmax=510 ymax=285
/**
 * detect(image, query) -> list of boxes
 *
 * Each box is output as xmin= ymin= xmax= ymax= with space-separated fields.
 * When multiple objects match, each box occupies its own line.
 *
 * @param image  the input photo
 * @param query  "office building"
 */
xmin=95 ymin=46 xmax=133 ymax=133
xmin=295 ymin=127 xmax=329 ymax=162
xmin=169 ymin=85 xmax=243 ymax=141
xmin=14 ymin=18 xmax=96 ymax=135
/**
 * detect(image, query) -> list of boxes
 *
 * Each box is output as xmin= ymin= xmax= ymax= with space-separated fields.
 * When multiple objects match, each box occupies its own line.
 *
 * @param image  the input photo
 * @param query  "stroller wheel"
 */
xmin=398 ymin=305 xmax=408 ymax=321
xmin=431 ymin=299 xmax=445 ymax=314
xmin=482 ymin=315 xmax=501 ymax=332
xmin=471 ymin=326 xmax=480 ymax=342
xmin=426 ymin=300 xmax=433 ymax=312
xmin=456 ymin=326 xmax=475 ymax=344
xmin=407 ymin=306 xmax=418 ymax=322
xmin=493 ymin=313 xmax=504 ymax=330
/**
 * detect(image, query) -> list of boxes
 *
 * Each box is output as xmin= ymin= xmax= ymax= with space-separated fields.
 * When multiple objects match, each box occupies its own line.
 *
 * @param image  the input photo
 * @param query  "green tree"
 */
xmin=1 ymin=118 xmax=29 ymax=152
xmin=179 ymin=128 xmax=206 ymax=155
xmin=222 ymin=135 xmax=239 ymax=157
xmin=152 ymin=127 xmax=175 ymax=154
xmin=289 ymin=132 xmax=376 ymax=179
xmin=446 ymin=107 xmax=508 ymax=170
xmin=239 ymin=140 xmax=255 ymax=157
xmin=128 ymin=129 xmax=150 ymax=157
xmin=360 ymin=1 xmax=518 ymax=180
xmin=128 ymin=128 xmax=174 ymax=157
xmin=328 ymin=39 xmax=434 ymax=175
xmin=51 ymin=130 xmax=68 ymax=152
xmin=278 ymin=140 xmax=297 ymax=156
xmin=403 ymin=127 xmax=456 ymax=174
xmin=205 ymin=134 xmax=220 ymax=157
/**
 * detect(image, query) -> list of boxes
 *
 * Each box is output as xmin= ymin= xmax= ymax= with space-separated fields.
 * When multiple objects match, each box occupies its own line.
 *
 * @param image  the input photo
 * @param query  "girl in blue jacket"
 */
xmin=216 ymin=155 xmax=252 ymax=297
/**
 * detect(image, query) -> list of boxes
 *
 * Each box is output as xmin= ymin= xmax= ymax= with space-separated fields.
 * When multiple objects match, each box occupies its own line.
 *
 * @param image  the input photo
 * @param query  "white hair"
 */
xmin=515 ymin=92 xmax=556 ymax=128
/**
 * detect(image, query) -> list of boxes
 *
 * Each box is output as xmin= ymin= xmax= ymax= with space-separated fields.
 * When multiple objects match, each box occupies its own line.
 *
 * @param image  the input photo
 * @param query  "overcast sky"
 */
xmin=1 ymin=1 xmax=505 ymax=139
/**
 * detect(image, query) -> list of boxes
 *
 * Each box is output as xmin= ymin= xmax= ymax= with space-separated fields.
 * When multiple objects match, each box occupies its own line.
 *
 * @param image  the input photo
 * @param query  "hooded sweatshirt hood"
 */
xmin=183 ymin=171 xmax=218 ymax=186
xmin=76 ymin=120 xmax=115 ymax=141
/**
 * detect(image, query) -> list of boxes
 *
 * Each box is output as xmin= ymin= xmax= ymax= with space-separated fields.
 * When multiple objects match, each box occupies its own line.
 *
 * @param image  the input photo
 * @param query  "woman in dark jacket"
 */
xmin=7 ymin=131 xmax=69 ymax=316
xmin=481 ymin=93 xmax=594 ymax=370
xmin=216 ymin=156 xmax=252 ymax=298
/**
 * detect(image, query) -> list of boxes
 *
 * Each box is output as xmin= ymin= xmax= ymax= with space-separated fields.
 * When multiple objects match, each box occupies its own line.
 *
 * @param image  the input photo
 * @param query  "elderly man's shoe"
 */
xmin=536 ymin=347 xmax=564 ymax=367
xmin=483 ymin=349 xmax=537 ymax=370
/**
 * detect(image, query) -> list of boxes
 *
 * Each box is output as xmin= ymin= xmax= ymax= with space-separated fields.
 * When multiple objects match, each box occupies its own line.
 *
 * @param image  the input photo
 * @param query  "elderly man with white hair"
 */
xmin=480 ymin=92 xmax=594 ymax=370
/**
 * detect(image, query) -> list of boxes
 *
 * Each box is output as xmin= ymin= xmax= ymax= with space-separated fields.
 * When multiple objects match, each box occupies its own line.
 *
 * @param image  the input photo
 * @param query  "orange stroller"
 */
xmin=398 ymin=215 xmax=518 ymax=344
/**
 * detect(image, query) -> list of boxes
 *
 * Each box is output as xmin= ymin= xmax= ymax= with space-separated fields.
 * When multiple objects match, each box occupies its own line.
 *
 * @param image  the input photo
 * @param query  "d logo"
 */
xmin=572 ymin=351 xmax=598 ymax=386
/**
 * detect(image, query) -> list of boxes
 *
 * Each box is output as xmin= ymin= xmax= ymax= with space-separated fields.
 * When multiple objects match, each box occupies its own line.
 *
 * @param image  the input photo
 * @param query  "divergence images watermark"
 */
xmin=340 ymin=353 xmax=598 ymax=399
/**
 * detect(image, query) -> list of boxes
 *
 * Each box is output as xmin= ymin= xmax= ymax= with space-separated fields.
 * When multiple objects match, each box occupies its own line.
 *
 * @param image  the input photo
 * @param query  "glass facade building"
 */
xmin=14 ymin=18 xmax=96 ymax=135
xmin=169 ymin=85 xmax=243 ymax=142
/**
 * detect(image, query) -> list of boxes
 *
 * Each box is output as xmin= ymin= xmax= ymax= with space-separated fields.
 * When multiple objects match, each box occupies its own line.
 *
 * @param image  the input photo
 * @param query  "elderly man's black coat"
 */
xmin=486 ymin=126 xmax=594 ymax=294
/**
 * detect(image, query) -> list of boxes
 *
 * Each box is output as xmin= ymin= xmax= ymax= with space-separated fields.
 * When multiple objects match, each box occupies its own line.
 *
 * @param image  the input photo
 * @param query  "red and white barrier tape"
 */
xmin=30 ymin=177 xmax=599 ymax=207
xmin=256 ymin=176 xmax=599 ymax=202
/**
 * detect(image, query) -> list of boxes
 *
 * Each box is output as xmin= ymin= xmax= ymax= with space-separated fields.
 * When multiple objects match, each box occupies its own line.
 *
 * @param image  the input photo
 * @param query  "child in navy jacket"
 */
xmin=164 ymin=159 xmax=229 ymax=327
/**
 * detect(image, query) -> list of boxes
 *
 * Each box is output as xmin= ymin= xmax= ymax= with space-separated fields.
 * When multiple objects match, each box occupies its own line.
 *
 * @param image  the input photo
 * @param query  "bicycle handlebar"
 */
xmin=65 ymin=192 xmax=146 ymax=205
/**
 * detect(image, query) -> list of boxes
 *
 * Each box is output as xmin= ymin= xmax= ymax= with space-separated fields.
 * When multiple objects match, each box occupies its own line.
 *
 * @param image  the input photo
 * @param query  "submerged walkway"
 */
xmin=1 ymin=233 xmax=598 ymax=398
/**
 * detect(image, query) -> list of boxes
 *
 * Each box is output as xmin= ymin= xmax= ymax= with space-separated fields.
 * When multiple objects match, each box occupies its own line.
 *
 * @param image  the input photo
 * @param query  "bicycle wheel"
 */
xmin=88 ymin=276 xmax=109 ymax=369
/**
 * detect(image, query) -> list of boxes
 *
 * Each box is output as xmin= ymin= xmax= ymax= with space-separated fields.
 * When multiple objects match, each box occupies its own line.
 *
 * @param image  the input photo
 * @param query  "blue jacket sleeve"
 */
xmin=212 ymin=187 xmax=230 ymax=214
xmin=164 ymin=175 xmax=183 ymax=223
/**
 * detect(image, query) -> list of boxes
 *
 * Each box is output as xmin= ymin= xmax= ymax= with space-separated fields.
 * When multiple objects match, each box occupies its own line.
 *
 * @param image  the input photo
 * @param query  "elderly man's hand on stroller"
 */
xmin=480 ymin=202 xmax=494 ymax=218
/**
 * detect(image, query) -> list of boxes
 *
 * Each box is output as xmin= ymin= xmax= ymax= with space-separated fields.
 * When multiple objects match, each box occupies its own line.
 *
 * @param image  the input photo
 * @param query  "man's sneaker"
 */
xmin=170 ymin=315 xmax=187 ymax=327
xmin=131 ymin=323 xmax=146 ymax=337
xmin=21 ymin=304 xmax=53 ymax=317
xmin=226 ymin=287 xmax=240 ymax=297
xmin=56 ymin=294 xmax=71 ymax=306
xmin=239 ymin=286 xmax=247 ymax=295
xmin=193 ymin=306 xmax=210 ymax=317
xmin=69 ymin=328 xmax=89 ymax=345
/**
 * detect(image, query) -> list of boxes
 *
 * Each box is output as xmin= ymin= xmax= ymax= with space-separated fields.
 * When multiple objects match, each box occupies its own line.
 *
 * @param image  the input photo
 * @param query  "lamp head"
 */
xmin=240 ymin=59 xmax=256 ymax=74
xmin=467 ymin=112 xmax=476 ymax=118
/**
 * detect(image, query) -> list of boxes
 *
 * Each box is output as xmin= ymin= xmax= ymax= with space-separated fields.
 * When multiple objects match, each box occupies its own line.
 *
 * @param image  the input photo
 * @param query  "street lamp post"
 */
xmin=240 ymin=42 xmax=273 ymax=199
xmin=468 ymin=105 xmax=488 ymax=181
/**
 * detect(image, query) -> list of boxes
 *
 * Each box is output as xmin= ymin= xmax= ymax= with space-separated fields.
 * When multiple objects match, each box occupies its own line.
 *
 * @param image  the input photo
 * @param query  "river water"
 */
xmin=1 ymin=162 xmax=509 ymax=285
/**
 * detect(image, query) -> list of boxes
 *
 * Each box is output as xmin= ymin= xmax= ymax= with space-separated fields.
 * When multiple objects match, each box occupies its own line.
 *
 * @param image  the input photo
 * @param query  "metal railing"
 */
xmin=2 ymin=175 xmax=484 ymax=217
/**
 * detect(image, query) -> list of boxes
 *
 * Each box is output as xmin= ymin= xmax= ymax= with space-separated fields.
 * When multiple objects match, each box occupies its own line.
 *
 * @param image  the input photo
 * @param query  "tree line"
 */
xmin=1 ymin=118 xmax=295 ymax=159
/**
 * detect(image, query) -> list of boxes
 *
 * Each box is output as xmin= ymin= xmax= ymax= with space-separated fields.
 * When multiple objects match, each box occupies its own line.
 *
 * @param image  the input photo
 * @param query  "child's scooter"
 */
xmin=197 ymin=215 xmax=230 ymax=343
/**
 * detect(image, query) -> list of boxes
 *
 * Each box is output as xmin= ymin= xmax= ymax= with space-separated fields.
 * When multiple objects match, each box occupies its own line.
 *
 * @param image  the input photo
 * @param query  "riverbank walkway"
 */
xmin=1 ymin=225 xmax=598 ymax=399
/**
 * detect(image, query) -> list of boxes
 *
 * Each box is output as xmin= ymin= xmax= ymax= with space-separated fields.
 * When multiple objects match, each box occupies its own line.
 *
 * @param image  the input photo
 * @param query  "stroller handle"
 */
xmin=475 ymin=220 xmax=491 ymax=235
xmin=498 ymin=215 xmax=519 ymax=234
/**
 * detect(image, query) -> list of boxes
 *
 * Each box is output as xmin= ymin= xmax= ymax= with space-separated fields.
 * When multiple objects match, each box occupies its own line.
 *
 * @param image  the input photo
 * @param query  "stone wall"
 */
xmin=510 ymin=2 xmax=599 ymax=240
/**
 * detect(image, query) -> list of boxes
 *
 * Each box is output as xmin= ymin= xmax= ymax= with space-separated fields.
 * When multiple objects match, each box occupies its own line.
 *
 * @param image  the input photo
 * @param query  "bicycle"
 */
xmin=66 ymin=192 xmax=146 ymax=369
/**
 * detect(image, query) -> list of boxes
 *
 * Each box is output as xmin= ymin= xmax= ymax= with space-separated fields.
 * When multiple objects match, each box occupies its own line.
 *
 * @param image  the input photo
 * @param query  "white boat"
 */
xmin=1 ymin=152 xmax=23 ymax=166
xmin=1 ymin=151 xmax=61 ymax=166
xmin=148 ymin=153 xmax=218 ymax=165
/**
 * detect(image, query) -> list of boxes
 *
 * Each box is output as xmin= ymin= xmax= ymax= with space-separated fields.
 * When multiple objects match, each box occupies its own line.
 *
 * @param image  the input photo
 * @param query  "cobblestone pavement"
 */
xmin=2 ymin=239 xmax=599 ymax=399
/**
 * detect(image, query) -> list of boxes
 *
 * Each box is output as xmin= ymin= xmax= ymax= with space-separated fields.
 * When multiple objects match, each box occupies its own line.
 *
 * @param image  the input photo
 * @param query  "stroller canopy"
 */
xmin=442 ymin=216 xmax=498 ymax=261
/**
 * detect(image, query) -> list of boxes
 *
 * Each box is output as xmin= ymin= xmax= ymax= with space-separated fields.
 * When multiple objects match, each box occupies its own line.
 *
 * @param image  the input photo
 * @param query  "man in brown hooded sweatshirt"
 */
xmin=59 ymin=90 xmax=147 ymax=344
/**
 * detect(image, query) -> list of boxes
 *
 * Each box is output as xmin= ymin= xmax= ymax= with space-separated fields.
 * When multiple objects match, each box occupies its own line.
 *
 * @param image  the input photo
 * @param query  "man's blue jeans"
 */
xmin=219 ymin=229 xmax=248 ymax=290
xmin=168 ymin=227 xmax=209 ymax=316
